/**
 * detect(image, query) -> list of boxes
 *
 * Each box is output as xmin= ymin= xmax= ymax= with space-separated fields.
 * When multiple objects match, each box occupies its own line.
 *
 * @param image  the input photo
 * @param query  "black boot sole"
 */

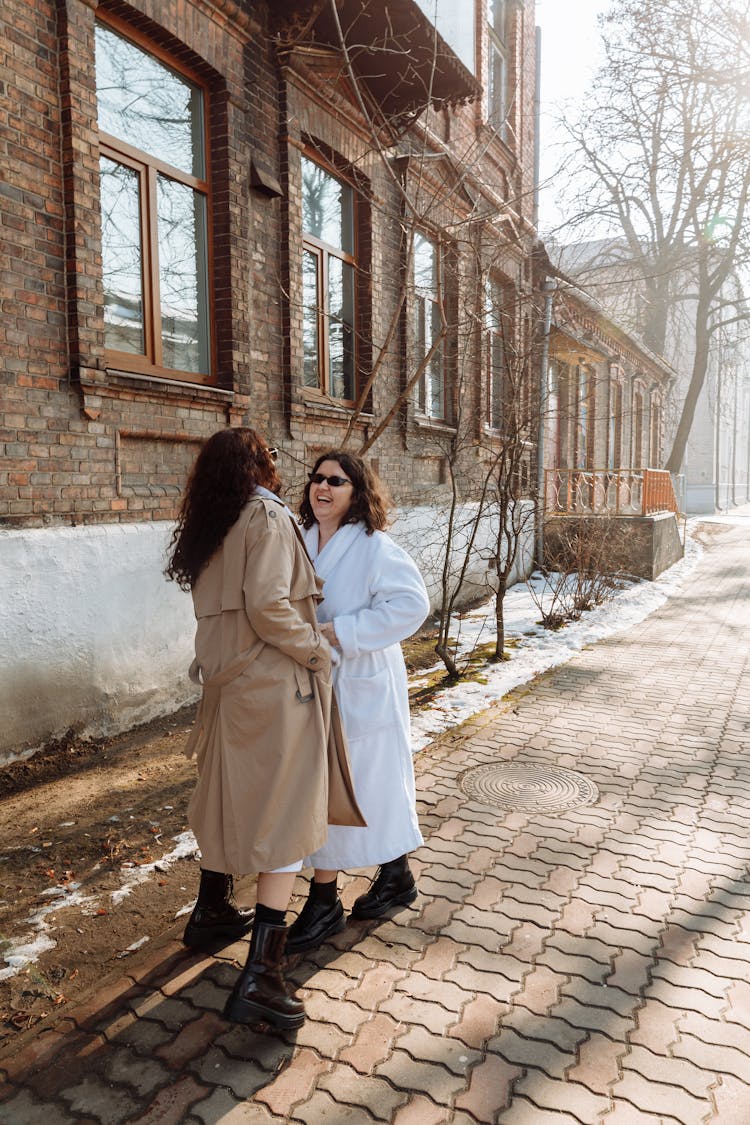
xmin=223 ymin=993 xmax=305 ymax=1030
xmin=183 ymin=916 xmax=254 ymax=949
xmin=286 ymin=913 xmax=347 ymax=955
xmin=349 ymin=884 xmax=418 ymax=920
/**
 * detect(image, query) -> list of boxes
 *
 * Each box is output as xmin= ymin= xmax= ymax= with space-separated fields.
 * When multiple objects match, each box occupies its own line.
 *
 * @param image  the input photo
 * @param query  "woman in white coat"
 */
xmin=286 ymin=451 xmax=430 ymax=954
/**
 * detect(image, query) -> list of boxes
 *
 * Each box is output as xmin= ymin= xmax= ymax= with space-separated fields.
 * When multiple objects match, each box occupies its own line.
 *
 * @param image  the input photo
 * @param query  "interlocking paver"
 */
xmin=511 ymin=1070 xmax=611 ymax=1119
xmin=453 ymin=1053 xmax=522 ymax=1120
xmin=317 ymin=1063 xmax=408 ymax=1119
xmin=565 ymin=1029 xmax=625 ymax=1093
xmin=189 ymin=1086 xmax=285 ymax=1123
xmin=135 ymin=1075 xmax=211 ymax=1124
xmin=708 ymin=1073 xmax=750 ymax=1124
xmin=252 ymin=1047 xmax=332 ymax=1117
xmin=608 ymin=1070 xmax=711 ymax=1124
xmin=392 ymin=1026 xmax=482 ymax=1074
xmin=60 ymin=1075 xmax=141 ymax=1123
xmin=391 ymin=1094 xmax=450 ymax=1124
xmin=289 ymin=1088 xmax=377 ymax=1123
xmin=375 ymin=1049 xmax=469 ymax=1101
xmin=338 ymin=1012 xmax=406 ymax=1074
xmin=3 ymin=519 xmax=750 ymax=1123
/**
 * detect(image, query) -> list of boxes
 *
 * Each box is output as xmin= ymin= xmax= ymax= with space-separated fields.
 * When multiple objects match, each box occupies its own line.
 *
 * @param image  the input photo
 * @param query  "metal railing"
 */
xmin=544 ymin=468 xmax=679 ymax=517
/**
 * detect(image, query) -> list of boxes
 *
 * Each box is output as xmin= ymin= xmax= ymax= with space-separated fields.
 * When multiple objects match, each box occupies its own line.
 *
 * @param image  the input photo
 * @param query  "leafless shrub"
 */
xmin=529 ymin=517 xmax=632 ymax=629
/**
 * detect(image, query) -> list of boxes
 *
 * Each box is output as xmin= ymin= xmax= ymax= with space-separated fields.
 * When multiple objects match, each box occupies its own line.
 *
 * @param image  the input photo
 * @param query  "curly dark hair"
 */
xmin=299 ymin=450 xmax=390 ymax=535
xmin=166 ymin=427 xmax=281 ymax=590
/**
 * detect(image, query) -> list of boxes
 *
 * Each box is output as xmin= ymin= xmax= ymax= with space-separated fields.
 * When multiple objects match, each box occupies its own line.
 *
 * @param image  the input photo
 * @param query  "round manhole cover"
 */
xmin=459 ymin=763 xmax=599 ymax=813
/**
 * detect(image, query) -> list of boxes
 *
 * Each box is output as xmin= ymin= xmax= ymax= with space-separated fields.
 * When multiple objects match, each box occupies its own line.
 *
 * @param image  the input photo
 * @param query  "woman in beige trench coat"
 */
xmin=167 ymin=427 xmax=363 ymax=1031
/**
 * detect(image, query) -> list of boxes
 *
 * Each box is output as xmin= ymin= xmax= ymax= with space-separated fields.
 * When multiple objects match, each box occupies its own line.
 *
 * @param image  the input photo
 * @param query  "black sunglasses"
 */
xmin=308 ymin=472 xmax=352 ymax=488
xmin=265 ymin=447 xmax=278 ymax=461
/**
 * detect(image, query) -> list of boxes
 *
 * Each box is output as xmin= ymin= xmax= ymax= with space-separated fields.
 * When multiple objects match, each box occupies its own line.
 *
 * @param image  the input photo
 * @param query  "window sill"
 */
xmin=75 ymin=366 xmax=239 ymax=422
xmin=105 ymin=368 xmax=234 ymax=402
xmin=294 ymin=389 xmax=373 ymax=424
xmin=412 ymin=413 xmax=457 ymax=435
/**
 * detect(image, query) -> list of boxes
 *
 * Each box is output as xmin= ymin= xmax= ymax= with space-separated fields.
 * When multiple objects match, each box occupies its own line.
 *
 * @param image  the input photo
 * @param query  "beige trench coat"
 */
xmin=184 ymin=493 xmax=364 ymax=873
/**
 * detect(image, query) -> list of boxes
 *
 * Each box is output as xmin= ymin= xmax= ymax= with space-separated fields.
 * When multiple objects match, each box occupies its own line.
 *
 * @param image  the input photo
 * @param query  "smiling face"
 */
xmin=308 ymin=459 xmax=355 ymax=532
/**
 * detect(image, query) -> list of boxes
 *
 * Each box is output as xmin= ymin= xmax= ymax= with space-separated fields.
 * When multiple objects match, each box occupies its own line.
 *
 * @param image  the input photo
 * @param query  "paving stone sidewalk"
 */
xmin=1 ymin=518 xmax=749 ymax=1125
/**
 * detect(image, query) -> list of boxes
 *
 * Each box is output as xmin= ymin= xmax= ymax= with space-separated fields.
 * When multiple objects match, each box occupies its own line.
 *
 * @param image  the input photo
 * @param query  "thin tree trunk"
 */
xmin=665 ymin=305 xmax=712 ymax=474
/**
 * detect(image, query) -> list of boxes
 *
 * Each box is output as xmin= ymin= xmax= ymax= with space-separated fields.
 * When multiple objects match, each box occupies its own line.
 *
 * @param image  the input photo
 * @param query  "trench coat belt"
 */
xmin=183 ymin=644 xmax=263 ymax=761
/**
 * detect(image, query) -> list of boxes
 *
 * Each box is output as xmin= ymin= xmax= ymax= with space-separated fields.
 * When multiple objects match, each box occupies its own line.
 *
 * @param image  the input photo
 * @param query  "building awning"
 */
xmin=273 ymin=0 xmax=481 ymax=116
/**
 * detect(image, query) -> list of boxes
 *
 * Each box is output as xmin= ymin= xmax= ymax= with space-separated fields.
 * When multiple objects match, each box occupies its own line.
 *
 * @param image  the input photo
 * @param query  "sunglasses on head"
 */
xmin=309 ymin=472 xmax=352 ymax=488
xmin=265 ymin=447 xmax=278 ymax=461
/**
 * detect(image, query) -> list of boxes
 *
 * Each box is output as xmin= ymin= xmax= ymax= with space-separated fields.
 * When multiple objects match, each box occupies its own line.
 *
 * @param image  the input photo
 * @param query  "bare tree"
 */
xmin=274 ymin=1 xmax=540 ymax=677
xmin=550 ymin=0 xmax=750 ymax=474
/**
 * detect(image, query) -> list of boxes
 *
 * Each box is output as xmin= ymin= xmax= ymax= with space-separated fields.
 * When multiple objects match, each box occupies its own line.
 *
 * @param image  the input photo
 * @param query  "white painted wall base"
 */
xmin=0 ymin=504 xmax=536 ymax=766
xmin=0 ymin=522 xmax=198 ymax=765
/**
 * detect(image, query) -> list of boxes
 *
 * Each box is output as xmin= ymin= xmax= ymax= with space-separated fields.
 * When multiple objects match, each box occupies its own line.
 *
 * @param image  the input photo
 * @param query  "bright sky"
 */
xmin=534 ymin=0 xmax=607 ymax=232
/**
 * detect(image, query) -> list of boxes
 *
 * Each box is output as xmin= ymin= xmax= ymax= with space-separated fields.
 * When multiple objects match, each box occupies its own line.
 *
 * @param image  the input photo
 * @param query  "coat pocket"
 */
xmin=293 ymin=661 xmax=315 ymax=703
xmin=339 ymin=667 xmax=395 ymax=740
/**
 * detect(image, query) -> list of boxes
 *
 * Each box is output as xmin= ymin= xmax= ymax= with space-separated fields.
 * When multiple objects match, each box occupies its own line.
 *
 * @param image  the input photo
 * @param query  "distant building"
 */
xmin=548 ymin=240 xmax=750 ymax=514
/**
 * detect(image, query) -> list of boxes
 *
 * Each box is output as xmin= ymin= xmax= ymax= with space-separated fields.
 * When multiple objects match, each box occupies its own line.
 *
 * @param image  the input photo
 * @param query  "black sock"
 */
xmin=255 ymin=902 xmax=286 ymax=927
xmin=311 ymin=877 xmax=338 ymax=905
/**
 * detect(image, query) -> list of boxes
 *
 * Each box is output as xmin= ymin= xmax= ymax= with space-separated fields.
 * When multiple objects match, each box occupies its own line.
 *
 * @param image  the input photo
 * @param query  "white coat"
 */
xmin=302 ymin=521 xmax=430 ymax=869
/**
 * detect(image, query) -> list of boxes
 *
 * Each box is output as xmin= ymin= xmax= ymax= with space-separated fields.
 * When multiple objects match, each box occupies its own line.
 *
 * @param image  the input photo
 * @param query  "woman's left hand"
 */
xmin=320 ymin=621 xmax=340 ymax=649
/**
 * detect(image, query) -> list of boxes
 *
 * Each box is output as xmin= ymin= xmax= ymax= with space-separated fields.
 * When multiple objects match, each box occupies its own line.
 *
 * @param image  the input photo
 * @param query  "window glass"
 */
xmin=302 ymin=156 xmax=353 ymax=252
xmin=95 ymin=23 xmax=205 ymax=177
xmin=485 ymin=278 xmax=508 ymax=429
xmin=414 ymin=233 xmax=437 ymax=294
xmin=488 ymin=42 xmax=507 ymax=131
xmin=301 ymin=154 xmax=358 ymax=399
xmin=156 ymin=176 xmax=209 ymax=373
xmin=577 ymin=366 xmax=589 ymax=469
xmin=95 ymin=20 xmax=211 ymax=379
xmin=100 ymin=155 xmax=144 ymax=355
xmin=413 ymin=233 xmax=445 ymax=419
xmin=302 ymin=249 xmax=320 ymax=387
xmin=328 ymin=258 xmax=355 ymax=400
xmin=487 ymin=0 xmax=506 ymax=40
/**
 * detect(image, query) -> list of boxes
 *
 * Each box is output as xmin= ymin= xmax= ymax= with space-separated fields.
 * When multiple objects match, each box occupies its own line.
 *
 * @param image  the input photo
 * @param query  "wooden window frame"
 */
xmin=486 ymin=0 xmax=510 ymax=140
xmin=485 ymin=276 xmax=515 ymax=432
xmin=609 ymin=373 xmax=624 ymax=469
xmin=96 ymin=14 xmax=215 ymax=385
xmin=632 ymin=383 xmax=646 ymax=468
xmin=301 ymin=152 xmax=359 ymax=405
xmin=414 ymin=232 xmax=450 ymax=423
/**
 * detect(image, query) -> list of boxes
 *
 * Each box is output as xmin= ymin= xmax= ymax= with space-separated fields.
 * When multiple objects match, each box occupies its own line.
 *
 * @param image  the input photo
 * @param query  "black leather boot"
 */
xmin=286 ymin=882 xmax=346 ymax=954
xmin=183 ymin=869 xmax=255 ymax=949
xmin=224 ymin=919 xmax=305 ymax=1030
xmin=350 ymin=855 xmax=417 ymax=919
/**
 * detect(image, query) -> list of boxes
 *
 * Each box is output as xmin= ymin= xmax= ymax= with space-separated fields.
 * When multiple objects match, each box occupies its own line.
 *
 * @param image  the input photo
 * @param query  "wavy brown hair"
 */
xmin=299 ymin=450 xmax=390 ymax=535
xmin=166 ymin=427 xmax=281 ymax=590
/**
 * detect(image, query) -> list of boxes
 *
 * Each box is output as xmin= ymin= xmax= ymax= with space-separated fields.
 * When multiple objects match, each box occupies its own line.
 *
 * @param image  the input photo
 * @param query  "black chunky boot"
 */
xmin=350 ymin=855 xmax=417 ymax=919
xmin=183 ymin=869 xmax=255 ymax=949
xmin=286 ymin=880 xmax=346 ymax=954
xmin=223 ymin=919 xmax=305 ymax=1030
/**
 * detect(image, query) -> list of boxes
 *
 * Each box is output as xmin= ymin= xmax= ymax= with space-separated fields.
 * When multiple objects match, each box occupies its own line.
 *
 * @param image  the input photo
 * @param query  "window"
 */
xmin=301 ymin=155 xmax=356 ymax=401
xmin=609 ymin=375 xmax=624 ymax=469
xmin=632 ymin=386 xmax=645 ymax=467
xmin=413 ymin=233 xmax=446 ymax=420
xmin=649 ymin=388 xmax=661 ymax=466
xmin=485 ymin=277 xmax=513 ymax=430
xmin=95 ymin=21 xmax=211 ymax=381
xmin=487 ymin=0 xmax=509 ymax=138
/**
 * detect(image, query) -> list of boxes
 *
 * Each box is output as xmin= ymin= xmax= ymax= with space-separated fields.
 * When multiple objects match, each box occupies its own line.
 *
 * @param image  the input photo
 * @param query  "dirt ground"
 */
xmin=0 ymin=703 xmax=216 ymax=1053
xmin=0 ymin=629 xmax=447 ymax=1055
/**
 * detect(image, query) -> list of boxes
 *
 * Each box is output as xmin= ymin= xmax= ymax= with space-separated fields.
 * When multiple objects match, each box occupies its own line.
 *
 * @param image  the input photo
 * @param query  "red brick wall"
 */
xmin=1 ymin=0 xmax=539 ymax=527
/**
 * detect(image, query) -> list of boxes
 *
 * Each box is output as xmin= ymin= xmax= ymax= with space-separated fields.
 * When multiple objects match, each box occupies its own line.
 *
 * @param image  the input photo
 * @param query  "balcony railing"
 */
xmin=545 ymin=468 xmax=679 ymax=517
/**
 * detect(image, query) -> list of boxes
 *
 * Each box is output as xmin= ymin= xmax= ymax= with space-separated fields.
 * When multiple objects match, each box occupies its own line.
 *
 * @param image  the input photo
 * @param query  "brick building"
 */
xmin=1 ymin=0 xmax=542 ymax=758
